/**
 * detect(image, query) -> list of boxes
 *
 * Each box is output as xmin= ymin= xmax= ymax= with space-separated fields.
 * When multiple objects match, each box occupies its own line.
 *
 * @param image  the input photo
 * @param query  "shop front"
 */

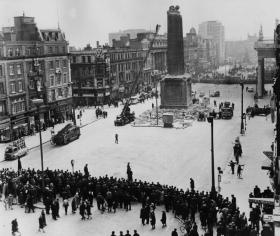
xmin=0 ymin=118 xmax=11 ymax=143
xmin=10 ymin=114 xmax=29 ymax=140
xmin=49 ymin=98 xmax=73 ymax=124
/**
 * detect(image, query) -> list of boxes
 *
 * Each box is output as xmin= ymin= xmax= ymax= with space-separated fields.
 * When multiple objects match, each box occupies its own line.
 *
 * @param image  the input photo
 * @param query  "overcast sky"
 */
xmin=1 ymin=0 xmax=280 ymax=47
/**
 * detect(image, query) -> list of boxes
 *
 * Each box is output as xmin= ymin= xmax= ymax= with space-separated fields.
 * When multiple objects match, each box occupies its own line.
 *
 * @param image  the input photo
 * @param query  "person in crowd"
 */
xmin=161 ymin=210 xmax=167 ymax=227
xmin=38 ymin=212 xmax=46 ymax=233
xmin=190 ymin=178 xmax=195 ymax=192
xmin=124 ymin=230 xmax=131 ymax=236
xmin=171 ymin=228 xmax=178 ymax=236
xmin=150 ymin=210 xmax=156 ymax=229
xmin=229 ymin=160 xmax=236 ymax=174
xmin=63 ymin=198 xmax=69 ymax=215
xmin=84 ymin=164 xmax=89 ymax=177
xmin=133 ymin=230 xmax=139 ymax=236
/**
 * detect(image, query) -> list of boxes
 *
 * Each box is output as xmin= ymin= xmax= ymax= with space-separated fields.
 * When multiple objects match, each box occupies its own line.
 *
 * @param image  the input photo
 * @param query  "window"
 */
xmin=10 ymin=83 xmax=15 ymax=93
xmin=17 ymin=65 xmax=21 ymax=75
xmin=56 ymin=74 xmax=61 ymax=85
xmin=0 ymin=65 xmax=3 ymax=76
xmin=48 ymin=46 xmax=53 ymax=54
xmin=64 ymin=87 xmax=68 ymax=97
xmin=63 ymin=59 xmax=67 ymax=67
xmin=55 ymin=60 xmax=59 ymax=68
xmin=49 ymin=61 xmax=54 ymax=69
xmin=63 ymin=73 xmax=67 ymax=83
xmin=0 ymin=82 xmax=4 ymax=94
xmin=88 ymin=56 xmax=91 ymax=63
xmin=25 ymin=48 xmax=30 ymax=56
xmin=57 ymin=88 xmax=62 ymax=97
xmin=62 ymin=46 xmax=66 ymax=53
xmin=72 ymin=56 xmax=76 ymax=63
xmin=82 ymin=56 xmax=86 ymax=63
xmin=9 ymin=65 xmax=14 ymax=75
xmin=50 ymin=75 xmax=55 ymax=86
xmin=8 ymin=48 xmax=13 ymax=57
xmin=51 ymin=90 xmax=56 ymax=101
xmin=18 ymin=81 xmax=23 ymax=92
xmin=29 ymin=79 xmax=35 ymax=89
xmin=15 ymin=48 xmax=20 ymax=56
xmin=11 ymin=99 xmax=25 ymax=114
xmin=55 ymin=46 xmax=58 ymax=54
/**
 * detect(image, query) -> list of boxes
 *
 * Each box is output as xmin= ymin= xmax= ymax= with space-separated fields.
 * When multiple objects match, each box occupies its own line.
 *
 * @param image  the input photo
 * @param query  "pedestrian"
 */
xmin=11 ymin=218 xmax=19 ymax=236
xmin=84 ymin=164 xmax=89 ymax=177
xmin=190 ymin=178 xmax=195 ymax=191
xmin=150 ymin=210 xmax=156 ymax=229
xmin=152 ymin=103 xmax=154 ymax=109
xmin=63 ymin=198 xmax=69 ymax=215
xmin=79 ymin=201 xmax=86 ymax=220
xmin=86 ymin=200 xmax=92 ymax=219
xmin=237 ymin=164 xmax=244 ymax=178
xmin=171 ymin=228 xmax=178 ymax=236
xmin=38 ymin=213 xmax=45 ymax=233
xmin=229 ymin=160 xmax=235 ymax=175
xmin=161 ymin=211 xmax=167 ymax=227
xmin=140 ymin=206 xmax=145 ymax=225
xmin=125 ymin=230 xmax=131 ymax=236
xmin=41 ymin=210 xmax=46 ymax=227
xmin=115 ymin=133 xmax=118 ymax=144
xmin=71 ymin=197 xmax=77 ymax=214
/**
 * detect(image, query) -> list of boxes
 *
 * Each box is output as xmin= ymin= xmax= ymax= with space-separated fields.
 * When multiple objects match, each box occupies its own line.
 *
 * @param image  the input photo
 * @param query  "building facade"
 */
xmin=0 ymin=15 xmax=72 ymax=142
xmin=225 ymin=34 xmax=258 ymax=65
xmin=108 ymin=29 xmax=149 ymax=46
xmin=70 ymin=46 xmax=110 ymax=106
xmin=184 ymin=27 xmax=217 ymax=73
xmin=198 ymin=21 xmax=225 ymax=65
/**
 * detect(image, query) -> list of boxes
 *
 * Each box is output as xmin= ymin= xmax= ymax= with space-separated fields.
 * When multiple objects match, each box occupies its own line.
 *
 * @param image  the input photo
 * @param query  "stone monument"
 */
xmin=160 ymin=5 xmax=192 ymax=109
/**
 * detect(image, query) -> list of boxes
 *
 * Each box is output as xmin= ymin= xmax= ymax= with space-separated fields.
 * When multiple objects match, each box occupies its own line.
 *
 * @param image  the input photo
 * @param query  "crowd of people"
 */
xmin=0 ymin=162 xmax=274 ymax=236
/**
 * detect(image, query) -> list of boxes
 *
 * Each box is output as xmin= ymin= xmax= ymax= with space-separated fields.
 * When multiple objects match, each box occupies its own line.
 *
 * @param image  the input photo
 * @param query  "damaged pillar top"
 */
xmin=167 ymin=5 xmax=185 ymax=75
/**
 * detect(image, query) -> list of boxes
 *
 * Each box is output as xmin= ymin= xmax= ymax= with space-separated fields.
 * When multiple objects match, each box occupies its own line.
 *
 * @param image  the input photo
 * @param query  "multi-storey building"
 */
xmin=184 ymin=27 xmax=217 ymax=73
xmin=110 ymin=32 xmax=167 ymax=95
xmin=70 ymin=45 xmax=110 ymax=106
xmin=198 ymin=21 xmax=225 ymax=65
xmin=0 ymin=14 xmax=72 ymax=142
xmin=108 ymin=29 xmax=149 ymax=46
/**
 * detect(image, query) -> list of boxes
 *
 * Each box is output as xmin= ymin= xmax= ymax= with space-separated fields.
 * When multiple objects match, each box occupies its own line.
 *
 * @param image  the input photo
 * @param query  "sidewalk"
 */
xmin=220 ymin=113 xmax=274 ymax=216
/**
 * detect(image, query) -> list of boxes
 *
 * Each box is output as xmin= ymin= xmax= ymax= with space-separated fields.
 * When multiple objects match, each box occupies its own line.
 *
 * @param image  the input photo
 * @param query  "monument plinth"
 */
xmin=160 ymin=5 xmax=192 ymax=109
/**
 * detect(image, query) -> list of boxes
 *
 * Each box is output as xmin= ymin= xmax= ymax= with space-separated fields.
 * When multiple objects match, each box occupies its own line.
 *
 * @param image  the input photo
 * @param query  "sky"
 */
xmin=0 ymin=0 xmax=280 ymax=47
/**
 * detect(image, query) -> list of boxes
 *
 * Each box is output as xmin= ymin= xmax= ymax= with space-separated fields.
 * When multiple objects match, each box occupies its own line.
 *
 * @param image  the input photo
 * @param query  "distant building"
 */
xmin=108 ymin=29 xmax=149 ymax=46
xmin=70 ymin=46 xmax=110 ymax=106
xmin=198 ymin=21 xmax=225 ymax=65
xmin=0 ymin=14 xmax=72 ymax=142
xmin=184 ymin=27 xmax=217 ymax=73
xmin=225 ymin=34 xmax=258 ymax=65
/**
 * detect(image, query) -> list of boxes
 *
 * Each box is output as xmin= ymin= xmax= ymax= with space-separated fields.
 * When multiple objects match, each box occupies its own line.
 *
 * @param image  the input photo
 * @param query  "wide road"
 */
xmin=0 ymin=84 xmax=272 ymax=190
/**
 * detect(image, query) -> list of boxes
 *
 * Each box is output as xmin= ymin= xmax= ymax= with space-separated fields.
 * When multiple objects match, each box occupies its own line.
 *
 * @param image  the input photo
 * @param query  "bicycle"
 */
xmin=175 ymin=216 xmax=193 ymax=234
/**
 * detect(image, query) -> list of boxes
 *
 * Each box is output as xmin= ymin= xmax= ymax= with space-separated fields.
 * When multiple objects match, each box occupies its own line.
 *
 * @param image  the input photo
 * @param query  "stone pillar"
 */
xmin=257 ymin=58 xmax=264 ymax=97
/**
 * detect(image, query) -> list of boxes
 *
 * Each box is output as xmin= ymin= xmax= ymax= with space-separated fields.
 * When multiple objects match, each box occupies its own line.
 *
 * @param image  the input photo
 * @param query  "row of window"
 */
xmin=9 ymin=64 xmax=22 ymax=76
xmin=110 ymin=51 xmax=144 ymax=61
xmin=48 ymin=59 xmax=68 ymax=69
xmin=10 ymin=81 xmax=24 ymax=93
xmin=11 ymin=100 xmax=25 ymax=115
xmin=47 ymin=45 xmax=66 ymax=55
xmin=49 ymin=73 xmax=68 ymax=86
xmin=49 ymin=87 xmax=69 ymax=102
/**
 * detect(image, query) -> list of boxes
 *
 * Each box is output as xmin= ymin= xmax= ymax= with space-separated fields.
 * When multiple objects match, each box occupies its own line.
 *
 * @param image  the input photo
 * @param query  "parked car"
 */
xmin=4 ymin=145 xmax=28 ymax=161
xmin=210 ymin=91 xmax=220 ymax=97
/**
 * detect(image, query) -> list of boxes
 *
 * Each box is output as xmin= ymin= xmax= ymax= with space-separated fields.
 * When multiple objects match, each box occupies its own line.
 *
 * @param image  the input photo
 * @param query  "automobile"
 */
xmin=114 ymin=113 xmax=135 ymax=126
xmin=248 ymin=87 xmax=254 ymax=92
xmin=130 ymin=96 xmax=140 ymax=105
xmin=4 ymin=145 xmax=28 ymax=161
xmin=210 ymin=91 xmax=220 ymax=97
xmin=221 ymin=107 xmax=233 ymax=119
xmin=52 ymin=124 xmax=81 ymax=145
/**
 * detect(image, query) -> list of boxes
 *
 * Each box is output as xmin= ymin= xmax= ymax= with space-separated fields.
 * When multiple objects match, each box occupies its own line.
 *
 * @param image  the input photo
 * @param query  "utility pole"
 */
xmin=155 ymin=77 xmax=159 ymax=125
xmin=240 ymin=82 xmax=244 ymax=134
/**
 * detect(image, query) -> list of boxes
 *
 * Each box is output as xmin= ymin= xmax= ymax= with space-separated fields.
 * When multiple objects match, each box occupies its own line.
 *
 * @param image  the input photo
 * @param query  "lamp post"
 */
xmin=240 ymin=82 xmax=244 ymax=134
xmin=155 ymin=75 xmax=159 ymax=126
xmin=32 ymin=98 xmax=45 ymax=191
xmin=207 ymin=116 xmax=216 ymax=194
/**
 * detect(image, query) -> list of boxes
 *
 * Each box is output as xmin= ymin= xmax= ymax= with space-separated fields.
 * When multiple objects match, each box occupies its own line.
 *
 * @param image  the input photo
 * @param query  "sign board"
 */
xmin=263 ymin=214 xmax=274 ymax=222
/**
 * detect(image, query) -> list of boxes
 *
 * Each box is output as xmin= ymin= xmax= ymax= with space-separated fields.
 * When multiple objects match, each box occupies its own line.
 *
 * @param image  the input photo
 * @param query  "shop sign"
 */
xmin=263 ymin=214 xmax=273 ymax=222
xmin=97 ymin=93 xmax=104 ymax=97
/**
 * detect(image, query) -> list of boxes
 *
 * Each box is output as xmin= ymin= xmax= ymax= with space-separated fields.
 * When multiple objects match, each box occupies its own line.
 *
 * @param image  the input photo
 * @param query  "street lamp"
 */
xmin=31 ymin=98 xmax=45 ymax=192
xmin=207 ymin=116 xmax=216 ymax=194
xmin=240 ymin=82 xmax=244 ymax=134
